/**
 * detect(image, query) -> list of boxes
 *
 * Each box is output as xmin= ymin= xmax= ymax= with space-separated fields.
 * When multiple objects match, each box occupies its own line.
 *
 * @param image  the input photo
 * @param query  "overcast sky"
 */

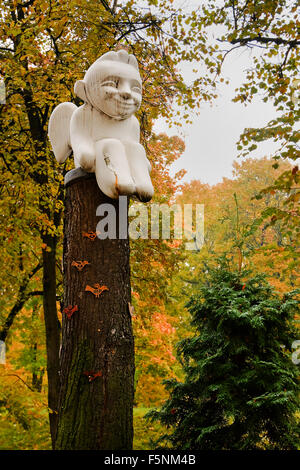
xmin=153 ymin=46 xmax=279 ymax=186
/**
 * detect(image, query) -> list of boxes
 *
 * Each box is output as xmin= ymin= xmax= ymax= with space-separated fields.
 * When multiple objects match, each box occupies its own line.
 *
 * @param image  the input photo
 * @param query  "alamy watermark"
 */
xmin=291 ymin=78 xmax=299 ymax=107
xmin=95 ymin=197 xmax=204 ymax=251
xmin=0 ymin=80 xmax=6 ymax=105
xmin=0 ymin=341 xmax=5 ymax=364
xmin=291 ymin=340 xmax=300 ymax=365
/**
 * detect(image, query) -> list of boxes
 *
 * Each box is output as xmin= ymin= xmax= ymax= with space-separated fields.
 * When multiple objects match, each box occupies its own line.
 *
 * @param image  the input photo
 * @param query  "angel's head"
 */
xmin=74 ymin=50 xmax=142 ymax=120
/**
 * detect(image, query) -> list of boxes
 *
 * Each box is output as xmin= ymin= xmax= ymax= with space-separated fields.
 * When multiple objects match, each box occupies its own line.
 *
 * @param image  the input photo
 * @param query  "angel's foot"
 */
xmin=76 ymin=149 xmax=96 ymax=173
xmin=95 ymin=139 xmax=135 ymax=199
xmin=135 ymin=182 xmax=154 ymax=202
xmin=123 ymin=141 xmax=154 ymax=202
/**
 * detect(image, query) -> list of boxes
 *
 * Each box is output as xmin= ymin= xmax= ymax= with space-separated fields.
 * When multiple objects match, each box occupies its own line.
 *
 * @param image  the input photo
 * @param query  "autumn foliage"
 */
xmin=0 ymin=0 xmax=299 ymax=450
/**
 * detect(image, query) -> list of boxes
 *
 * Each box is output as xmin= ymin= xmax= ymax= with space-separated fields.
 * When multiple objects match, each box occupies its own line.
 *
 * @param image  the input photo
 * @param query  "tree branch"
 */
xmin=0 ymin=262 xmax=42 ymax=342
xmin=230 ymin=36 xmax=299 ymax=47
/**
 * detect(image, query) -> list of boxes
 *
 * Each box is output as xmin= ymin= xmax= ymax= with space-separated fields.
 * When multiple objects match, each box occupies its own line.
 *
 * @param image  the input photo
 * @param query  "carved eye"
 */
xmin=132 ymin=86 xmax=142 ymax=94
xmin=101 ymin=79 xmax=118 ymax=88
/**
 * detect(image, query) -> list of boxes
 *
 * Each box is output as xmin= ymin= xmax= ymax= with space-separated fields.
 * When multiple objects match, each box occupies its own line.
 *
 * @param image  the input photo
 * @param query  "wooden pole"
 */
xmin=55 ymin=169 xmax=134 ymax=450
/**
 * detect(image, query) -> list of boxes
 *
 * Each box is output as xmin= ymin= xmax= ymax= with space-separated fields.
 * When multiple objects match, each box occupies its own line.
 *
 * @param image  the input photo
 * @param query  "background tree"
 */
xmin=170 ymin=158 xmax=298 ymax=347
xmin=197 ymin=0 xmax=299 ymax=237
xmin=148 ymin=260 xmax=300 ymax=450
xmin=175 ymin=158 xmax=298 ymax=299
xmin=131 ymin=133 xmax=186 ymax=405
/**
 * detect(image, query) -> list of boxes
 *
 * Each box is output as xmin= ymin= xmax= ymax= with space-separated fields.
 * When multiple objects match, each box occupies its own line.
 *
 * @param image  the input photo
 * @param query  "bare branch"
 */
xmin=0 ymin=261 xmax=42 ymax=341
xmin=230 ymin=36 xmax=299 ymax=48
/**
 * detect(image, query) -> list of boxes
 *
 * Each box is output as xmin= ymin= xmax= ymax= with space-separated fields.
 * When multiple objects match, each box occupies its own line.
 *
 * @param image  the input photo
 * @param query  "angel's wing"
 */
xmin=48 ymin=102 xmax=77 ymax=163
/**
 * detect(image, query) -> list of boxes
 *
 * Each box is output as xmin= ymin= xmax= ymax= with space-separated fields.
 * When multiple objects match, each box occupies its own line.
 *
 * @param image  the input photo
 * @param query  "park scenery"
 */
xmin=0 ymin=0 xmax=299 ymax=451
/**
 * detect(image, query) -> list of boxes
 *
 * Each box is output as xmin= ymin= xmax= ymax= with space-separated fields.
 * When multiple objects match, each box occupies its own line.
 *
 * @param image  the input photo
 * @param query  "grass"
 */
xmin=133 ymin=407 xmax=166 ymax=450
xmin=1 ymin=404 xmax=299 ymax=449
xmin=0 ymin=403 xmax=165 ymax=450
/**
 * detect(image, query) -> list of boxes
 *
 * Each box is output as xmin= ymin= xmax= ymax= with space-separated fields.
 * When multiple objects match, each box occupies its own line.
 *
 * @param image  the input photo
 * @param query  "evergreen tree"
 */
xmin=148 ymin=260 xmax=300 ymax=450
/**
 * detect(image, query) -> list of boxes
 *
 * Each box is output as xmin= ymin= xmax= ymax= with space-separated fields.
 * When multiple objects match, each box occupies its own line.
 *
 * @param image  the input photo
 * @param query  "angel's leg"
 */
xmin=123 ymin=141 xmax=154 ymax=202
xmin=95 ymin=139 xmax=135 ymax=199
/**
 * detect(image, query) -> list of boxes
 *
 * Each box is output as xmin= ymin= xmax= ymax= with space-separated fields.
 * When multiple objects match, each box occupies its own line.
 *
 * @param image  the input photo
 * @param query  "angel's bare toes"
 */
xmin=135 ymin=183 xmax=154 ymax=202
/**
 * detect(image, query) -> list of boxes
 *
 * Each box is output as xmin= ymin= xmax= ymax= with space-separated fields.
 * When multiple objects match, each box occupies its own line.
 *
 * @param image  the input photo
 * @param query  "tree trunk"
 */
xmin=55 ymin=170 xmax=134 ymax=450
xmin=42 ymin=232 xmax=61 ymax=447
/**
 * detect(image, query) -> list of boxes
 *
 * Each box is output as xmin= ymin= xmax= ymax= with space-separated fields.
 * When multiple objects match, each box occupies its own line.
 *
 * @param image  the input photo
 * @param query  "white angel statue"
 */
xmin=48 ymin=50 xmax=154 ymax=202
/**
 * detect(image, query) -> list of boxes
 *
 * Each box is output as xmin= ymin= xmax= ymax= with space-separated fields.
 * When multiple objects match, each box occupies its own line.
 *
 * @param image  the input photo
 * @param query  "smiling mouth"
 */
xmin=113 ymin=98 xmax=135 ymax=108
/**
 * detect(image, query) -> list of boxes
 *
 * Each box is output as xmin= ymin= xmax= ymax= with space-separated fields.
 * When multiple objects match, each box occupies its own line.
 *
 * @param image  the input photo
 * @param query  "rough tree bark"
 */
xmin=55 ymin=170 xmax=134 ymax=450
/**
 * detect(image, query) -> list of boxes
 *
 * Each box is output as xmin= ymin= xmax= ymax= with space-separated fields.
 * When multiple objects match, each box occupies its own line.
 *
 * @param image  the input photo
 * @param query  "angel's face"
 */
xmin=86 ymin=61 xmax=142 ymax=120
